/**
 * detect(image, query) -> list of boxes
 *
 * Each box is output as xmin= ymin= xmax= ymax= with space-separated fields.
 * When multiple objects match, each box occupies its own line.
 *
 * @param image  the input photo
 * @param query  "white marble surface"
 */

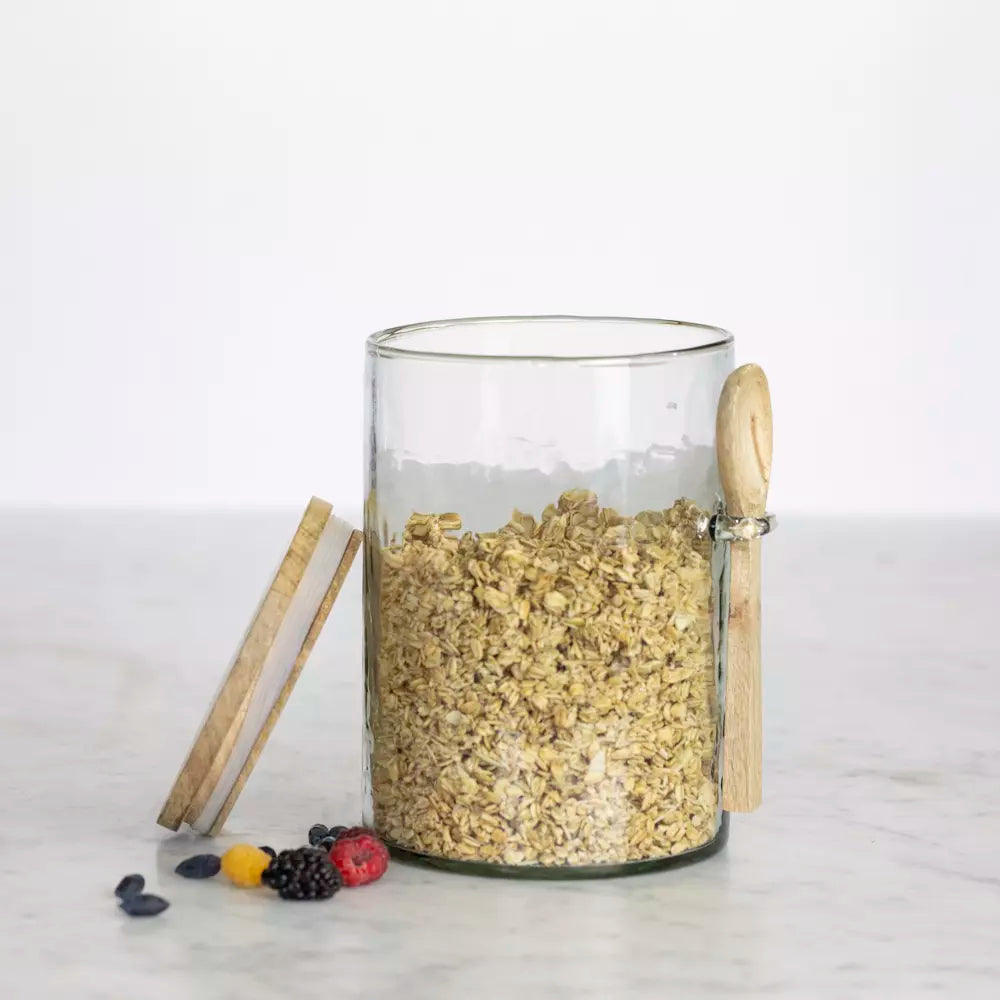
xmin=1 ymin=509 xmax=998 ymax=999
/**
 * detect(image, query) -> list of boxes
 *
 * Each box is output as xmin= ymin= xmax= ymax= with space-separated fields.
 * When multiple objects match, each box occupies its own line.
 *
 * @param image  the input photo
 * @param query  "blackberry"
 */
xmin=261 ymin=847 xmax=341 ymax=901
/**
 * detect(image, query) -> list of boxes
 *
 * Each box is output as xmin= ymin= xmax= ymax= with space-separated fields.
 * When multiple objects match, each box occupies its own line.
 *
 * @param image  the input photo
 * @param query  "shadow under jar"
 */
xmin=363 ymin=316 xmax=734 ymax=877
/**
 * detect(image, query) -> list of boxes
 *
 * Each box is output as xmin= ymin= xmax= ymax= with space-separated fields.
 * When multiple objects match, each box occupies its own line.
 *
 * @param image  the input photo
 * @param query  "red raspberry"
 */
xmin=328 ymin=832 xmax=389 ymax=887
xmin=336 ymin=826 xmax=376 ymax=841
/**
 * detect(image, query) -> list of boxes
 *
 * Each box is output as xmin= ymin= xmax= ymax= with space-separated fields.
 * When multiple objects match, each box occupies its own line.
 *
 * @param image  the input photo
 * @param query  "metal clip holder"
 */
xmin=707 ymin=512 xmax=777 ymax=543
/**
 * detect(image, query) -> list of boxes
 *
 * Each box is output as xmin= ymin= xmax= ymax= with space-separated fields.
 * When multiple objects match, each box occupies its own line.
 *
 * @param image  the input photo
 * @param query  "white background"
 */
xmin=2 ymin=0 xmax=998 ymax=515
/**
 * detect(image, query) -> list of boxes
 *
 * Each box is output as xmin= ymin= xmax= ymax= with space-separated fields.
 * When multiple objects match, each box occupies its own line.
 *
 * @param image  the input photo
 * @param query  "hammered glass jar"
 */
xmin=363 ymin=316 xmax=735 ymax=877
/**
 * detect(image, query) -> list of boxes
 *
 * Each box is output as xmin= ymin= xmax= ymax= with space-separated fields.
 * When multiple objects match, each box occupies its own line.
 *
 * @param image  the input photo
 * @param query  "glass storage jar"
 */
xmin=364 ymin=316 xmax=736 ymax=877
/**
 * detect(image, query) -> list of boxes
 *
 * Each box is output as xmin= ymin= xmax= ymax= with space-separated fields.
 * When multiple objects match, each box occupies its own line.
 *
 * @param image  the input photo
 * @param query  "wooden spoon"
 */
xmin=716 ymin=363 xmax=772 ymax=812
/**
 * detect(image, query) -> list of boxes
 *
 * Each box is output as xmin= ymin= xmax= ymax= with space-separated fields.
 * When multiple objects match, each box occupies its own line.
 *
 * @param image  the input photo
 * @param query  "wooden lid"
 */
xmin=158 ymin=497 xmax=362 ymax=836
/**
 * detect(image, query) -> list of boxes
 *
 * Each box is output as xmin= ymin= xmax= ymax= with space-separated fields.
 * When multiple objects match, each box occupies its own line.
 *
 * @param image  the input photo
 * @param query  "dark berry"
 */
xmin=307 ymin=824 xmax=329 ymax=846
xmin=329 ymin=826 xmax=349 ymax=839
xmin=114 ymin=874 xmax=144 ymax=899
xmin=261 ymin=847 xmax=341 ymax=901
xmin=174 ymin=854 xmax=222 ymax=879
xmin=258 ymin=846 xmax=276 ymax=859
xmin=120 ymin=893 xmax=170 ymax=917
xmin=318 ymin=836 xmax=336 ymax=852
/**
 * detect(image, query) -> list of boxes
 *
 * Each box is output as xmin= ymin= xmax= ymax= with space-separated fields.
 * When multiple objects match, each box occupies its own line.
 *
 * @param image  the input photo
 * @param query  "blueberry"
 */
xmin=114 ymin=874 xmax=145 ymax=899
xmin=318 ymin=836 xmax=336 ymax=852
xmin=307 ymin=824 xmax=329 ymax=846
xmin=174 ymin=854 xmax=222 ymax=879
xmin=120 ymin=893 xmax=170 ymax=917
xmin=329 ymin=826 xmax=349 ymax=840
xmin=258 ymin=846 xmax=276 ymax=859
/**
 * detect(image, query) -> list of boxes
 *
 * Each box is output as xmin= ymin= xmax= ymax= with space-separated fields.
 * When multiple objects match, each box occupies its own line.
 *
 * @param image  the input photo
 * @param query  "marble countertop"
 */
xmin=1 ymin=509 xmax=997 ymax=999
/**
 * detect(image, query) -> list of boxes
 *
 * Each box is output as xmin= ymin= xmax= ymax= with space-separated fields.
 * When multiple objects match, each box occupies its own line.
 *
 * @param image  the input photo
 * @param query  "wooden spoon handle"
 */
xmin=717 ymin=364 xmax=772 ymax=812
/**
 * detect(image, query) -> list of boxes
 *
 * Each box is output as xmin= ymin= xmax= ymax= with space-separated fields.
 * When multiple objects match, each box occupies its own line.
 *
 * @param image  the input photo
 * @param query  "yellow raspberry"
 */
xmin=220 ymin=844 xmax=272 ymax=887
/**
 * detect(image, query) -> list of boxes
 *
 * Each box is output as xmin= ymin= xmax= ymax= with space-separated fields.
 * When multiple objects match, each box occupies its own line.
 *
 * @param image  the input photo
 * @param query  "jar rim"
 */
xmin=366 ymin=315 xmax=733 ymax=364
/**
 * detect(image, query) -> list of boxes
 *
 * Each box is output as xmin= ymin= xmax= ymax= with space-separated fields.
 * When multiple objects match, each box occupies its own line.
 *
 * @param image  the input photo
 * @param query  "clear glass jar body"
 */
xmin=364 ymin=317 xmax=734 ymax=877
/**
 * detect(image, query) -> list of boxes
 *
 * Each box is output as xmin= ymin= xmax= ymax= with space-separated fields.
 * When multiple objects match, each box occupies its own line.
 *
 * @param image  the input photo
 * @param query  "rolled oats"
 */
xmin=368 ymin=489 xmax=719 ymax=867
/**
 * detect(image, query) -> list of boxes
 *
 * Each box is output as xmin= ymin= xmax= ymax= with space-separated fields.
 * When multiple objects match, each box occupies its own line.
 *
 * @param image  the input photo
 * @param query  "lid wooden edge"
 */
xmin=157 ymin=497 xmax=334 ymax=831
xmin=206 ymin=527 xmax=363 ymax=835
xmin=182 ymin=680 xmax=257 ymax=827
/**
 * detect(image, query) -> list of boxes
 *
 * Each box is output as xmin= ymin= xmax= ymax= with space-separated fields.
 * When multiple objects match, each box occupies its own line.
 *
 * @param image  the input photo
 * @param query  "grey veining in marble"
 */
xmin=0 ymin=510 xmax=998 ymax=999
